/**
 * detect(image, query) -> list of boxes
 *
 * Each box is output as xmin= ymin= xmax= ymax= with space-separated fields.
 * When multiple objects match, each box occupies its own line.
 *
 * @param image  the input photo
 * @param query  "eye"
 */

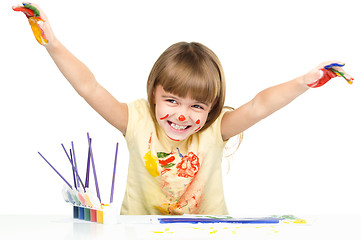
xmin=166 ymin=99 xmax=177 ymax=104
xmin=192 ymin=105 xmax=204 ymax=110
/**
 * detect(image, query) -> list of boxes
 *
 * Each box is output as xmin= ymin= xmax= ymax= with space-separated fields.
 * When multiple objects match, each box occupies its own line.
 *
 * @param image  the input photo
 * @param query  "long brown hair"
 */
xmin=147 ymin=42 xmax=226 ymax=131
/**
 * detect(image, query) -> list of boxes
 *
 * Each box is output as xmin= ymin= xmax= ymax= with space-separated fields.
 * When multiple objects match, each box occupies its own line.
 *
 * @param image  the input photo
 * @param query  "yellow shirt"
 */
xmin=121 ymin=99 xmax=229 ymax=215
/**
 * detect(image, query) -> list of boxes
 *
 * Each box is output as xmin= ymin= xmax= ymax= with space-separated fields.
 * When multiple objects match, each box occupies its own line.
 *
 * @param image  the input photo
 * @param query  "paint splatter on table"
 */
xmin=119 ymin=215 xmax=312 ymax=239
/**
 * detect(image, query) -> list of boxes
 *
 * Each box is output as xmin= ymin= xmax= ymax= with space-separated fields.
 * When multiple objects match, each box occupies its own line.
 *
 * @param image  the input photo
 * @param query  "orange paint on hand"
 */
xmin=13 ymin=5 xmax=48 ymax=45
xmin=28 ymin=17 xmax=48 ymax=45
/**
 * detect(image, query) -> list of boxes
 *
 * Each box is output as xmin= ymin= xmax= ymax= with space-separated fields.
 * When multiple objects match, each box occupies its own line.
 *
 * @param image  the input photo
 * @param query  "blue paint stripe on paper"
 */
xmin=158 ymin=217 xmax=281 ymax=224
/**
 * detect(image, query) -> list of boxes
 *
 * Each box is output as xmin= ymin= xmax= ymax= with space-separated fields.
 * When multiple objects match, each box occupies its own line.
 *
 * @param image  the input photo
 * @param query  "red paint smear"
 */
xmin=168 ymin=136 xmax=180 ymax=141
xmin=307 ymin=69 xmax=338 ymax=88
xmin=196 ymin=119 xmax=200 ymax=124
xmin=161 ymin=168 xmax=172 ymax=175
xmin=160 ymin=114 xmax=169 ymax=120
xmin=176 ymin=152 xmax=200 ymax=178
xmin=13 ymin=6 xmax=34 ymax=18
xmin=159 ymin=156 xmax=175 ymax=166
xmin=194 ymin=127 xmax=201 ymax=132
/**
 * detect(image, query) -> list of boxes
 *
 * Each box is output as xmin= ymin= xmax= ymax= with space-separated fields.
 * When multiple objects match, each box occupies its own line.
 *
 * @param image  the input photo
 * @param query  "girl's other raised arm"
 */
xmin=221 ymin=61 xmax=353 ymax=141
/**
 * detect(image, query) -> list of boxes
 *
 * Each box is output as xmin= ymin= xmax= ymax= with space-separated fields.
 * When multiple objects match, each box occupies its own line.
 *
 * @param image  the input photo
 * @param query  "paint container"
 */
xmin=73 ymin=205 xmax=79 ymax=219
xmin=84 ymin=207 xmax=91 ymax=221
xmin=90 ymin=208 xmax=97 ymax=222
xmin=97 ymin=208 xmax=104 ymax=224
xmin=78 ymin=206 xmax=85 ymax=220
xmin=102 ymin=204 xmax=118 ymax=224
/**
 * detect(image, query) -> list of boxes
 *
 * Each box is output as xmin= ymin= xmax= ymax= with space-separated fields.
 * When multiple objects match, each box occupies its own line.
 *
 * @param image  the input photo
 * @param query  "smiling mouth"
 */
xmin=167 ymin=121 xmax=191 ymax=130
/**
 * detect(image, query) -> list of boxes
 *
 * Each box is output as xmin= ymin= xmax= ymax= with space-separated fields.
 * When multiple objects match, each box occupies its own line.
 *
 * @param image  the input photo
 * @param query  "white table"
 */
xmin=1 ymin=214 xmax=361 ymax=239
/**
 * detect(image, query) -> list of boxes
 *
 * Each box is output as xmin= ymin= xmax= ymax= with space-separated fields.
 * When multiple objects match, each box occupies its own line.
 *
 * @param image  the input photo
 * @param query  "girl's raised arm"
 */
xmin=45 ymin=40 xmax=128 ymax=135
xmin=221 ymin=61 xmax=353 ymax=141
xmin=14 ymin=3 xmax=128 ymax=134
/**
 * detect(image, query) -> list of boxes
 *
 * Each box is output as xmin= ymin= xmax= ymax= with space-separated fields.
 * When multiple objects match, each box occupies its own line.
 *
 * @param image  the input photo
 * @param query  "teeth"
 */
xmin=171 ymin=123 xmax=187 ymax=130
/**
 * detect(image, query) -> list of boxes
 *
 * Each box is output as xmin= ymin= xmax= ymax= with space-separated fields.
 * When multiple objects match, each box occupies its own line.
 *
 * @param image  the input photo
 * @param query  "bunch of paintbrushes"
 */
xmin=38 ymin=133 xmax=119 ymax=224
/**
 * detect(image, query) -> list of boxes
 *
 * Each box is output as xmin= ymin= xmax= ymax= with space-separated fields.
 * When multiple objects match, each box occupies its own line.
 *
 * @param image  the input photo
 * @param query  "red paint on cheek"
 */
xmin=160 ymin=114 xmax=169 ymax=120
xmin=194 ymin=126 xmax=201 ymax=132
xmin=196 ymin=119 xmax=200 ymax=124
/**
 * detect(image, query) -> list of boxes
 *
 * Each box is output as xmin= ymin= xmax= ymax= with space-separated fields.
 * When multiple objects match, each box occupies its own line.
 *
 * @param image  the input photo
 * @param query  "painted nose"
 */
xmin=178 ymin=115 xmax=186 ymax=121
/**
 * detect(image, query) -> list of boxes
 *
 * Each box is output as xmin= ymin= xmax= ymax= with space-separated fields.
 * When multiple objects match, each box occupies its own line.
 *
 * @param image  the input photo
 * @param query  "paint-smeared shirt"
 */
xmin=121 ymin=99 xmax=229 ymax=215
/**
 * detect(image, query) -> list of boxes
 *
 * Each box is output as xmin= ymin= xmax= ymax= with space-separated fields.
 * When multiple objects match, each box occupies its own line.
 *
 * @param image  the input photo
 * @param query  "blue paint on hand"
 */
xmin=324 ymin=63 xmax=345 ymax=70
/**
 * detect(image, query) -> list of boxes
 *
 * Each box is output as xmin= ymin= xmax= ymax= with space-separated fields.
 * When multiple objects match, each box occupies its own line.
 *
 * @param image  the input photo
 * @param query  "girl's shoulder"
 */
xmin=128 ymin=98 xmax=150 ymax=113
xmin=126 ymin=99 xmax=154 ymax=140
xmin=127 ymin=99 xmax=153 ymax=121
xmin=199 ymin=107 xmax=232 ymax=145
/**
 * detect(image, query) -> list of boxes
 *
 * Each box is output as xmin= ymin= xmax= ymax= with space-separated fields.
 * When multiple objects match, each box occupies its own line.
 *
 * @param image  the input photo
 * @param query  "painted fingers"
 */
xmin=13 ymin=2 xmax=49 ymax=45
xmin=307 ymin=61 xmax=354 ymax=88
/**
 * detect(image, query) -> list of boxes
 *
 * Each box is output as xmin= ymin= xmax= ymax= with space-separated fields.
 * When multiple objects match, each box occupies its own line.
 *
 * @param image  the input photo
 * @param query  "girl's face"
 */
xmin=154 ymin=85 xmax=211 ymax=141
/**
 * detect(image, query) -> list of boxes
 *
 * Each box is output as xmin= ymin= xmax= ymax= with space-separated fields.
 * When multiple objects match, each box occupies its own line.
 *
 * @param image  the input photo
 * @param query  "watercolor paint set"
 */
xmin=38 ymin=133 xmax=119 ymax=224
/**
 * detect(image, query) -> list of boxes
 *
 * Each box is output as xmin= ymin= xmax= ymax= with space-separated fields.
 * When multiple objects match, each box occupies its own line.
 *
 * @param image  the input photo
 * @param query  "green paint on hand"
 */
xmin=24 ymin=4 xmax=40 ymax=17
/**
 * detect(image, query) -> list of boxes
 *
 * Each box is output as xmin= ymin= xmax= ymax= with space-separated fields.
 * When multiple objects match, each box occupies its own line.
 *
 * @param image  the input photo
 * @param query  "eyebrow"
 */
xmin=161 ymin=94 xmax=179 ymax=100
xmin=195 ymin=101 xmax=210 ymax=107
xmin=162 ymin=94 xmax=209 ymax=107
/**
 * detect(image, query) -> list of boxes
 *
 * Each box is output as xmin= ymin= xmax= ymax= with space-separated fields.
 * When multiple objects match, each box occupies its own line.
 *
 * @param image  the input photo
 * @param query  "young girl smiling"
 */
xmin=14 ymin=3 xmax=353 ymax=215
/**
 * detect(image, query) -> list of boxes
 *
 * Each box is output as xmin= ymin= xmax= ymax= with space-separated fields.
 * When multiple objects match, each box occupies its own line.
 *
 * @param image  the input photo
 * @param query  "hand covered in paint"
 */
xmin=304 ymin=61 xmax=354 ymax=88
xmin=13 ymin=3 xmax=55 ymax=46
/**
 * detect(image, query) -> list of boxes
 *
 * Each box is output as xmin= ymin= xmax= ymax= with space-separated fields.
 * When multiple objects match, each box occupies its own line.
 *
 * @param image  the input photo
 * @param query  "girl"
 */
xmin=14 ymin=3 xmax=353 ymax=215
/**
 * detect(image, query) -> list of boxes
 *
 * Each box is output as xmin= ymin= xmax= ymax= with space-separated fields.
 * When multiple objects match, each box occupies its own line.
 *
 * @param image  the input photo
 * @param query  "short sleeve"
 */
xmin=125 ymin=99 xmax=152 ymax=143
xmin=217 ymin=108 xmax=233 ymax=146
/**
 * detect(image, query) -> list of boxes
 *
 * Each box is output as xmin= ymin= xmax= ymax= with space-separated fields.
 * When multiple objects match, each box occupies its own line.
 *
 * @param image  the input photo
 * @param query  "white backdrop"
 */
xmin=1 ymin=0 xmax=360 ymax=216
